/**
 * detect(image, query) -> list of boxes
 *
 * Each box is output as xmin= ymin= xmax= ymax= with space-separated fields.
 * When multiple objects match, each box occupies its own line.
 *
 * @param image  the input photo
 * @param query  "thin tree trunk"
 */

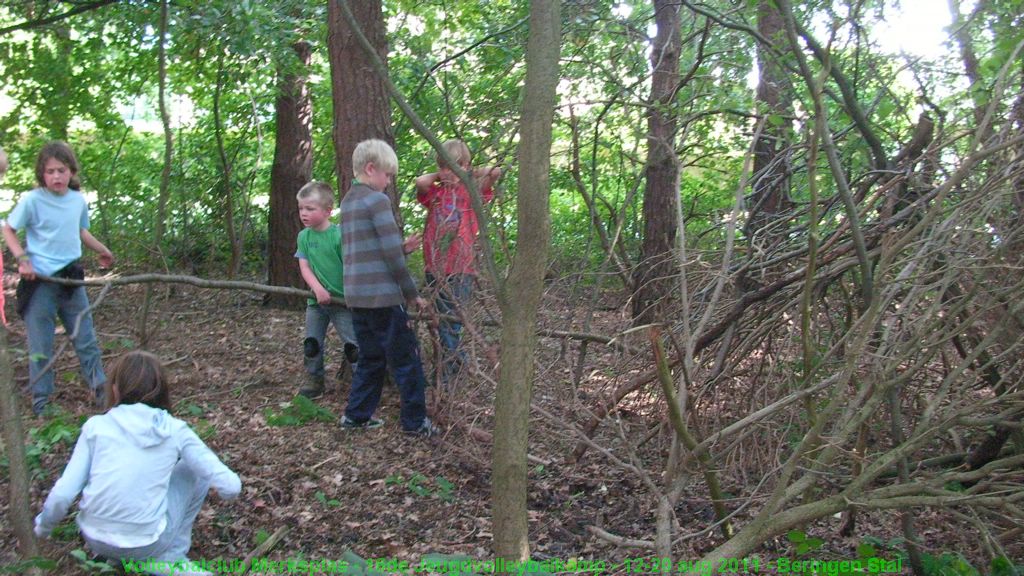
xmin=492 ymin=0 xmax=561 ymax=563
xmin=632 ymin=0 xmax=681 ymax=325
xmin=213 ymin=54 xmax=239 ymax=278
xmin=137 ymin=0 xmax=173 ymax=346
xmin=0 ymin=324 xmax=41 ymax=565
xmin=744 ymin=0 xmax=793 ymax=244
xmin=265 ymin=40 xmax=313 ymax=309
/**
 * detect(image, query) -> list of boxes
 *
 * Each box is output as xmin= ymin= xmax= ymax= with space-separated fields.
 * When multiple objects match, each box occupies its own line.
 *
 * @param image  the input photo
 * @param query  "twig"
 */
xmin=238 ymin=525 xmax=290 ymax=575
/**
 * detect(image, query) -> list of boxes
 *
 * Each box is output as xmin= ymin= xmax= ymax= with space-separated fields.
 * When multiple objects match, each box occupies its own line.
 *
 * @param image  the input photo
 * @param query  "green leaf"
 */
xmin=856 ymin=543 xmax=877 ymax=559
xmin=787 ymin=530 xmax=806 ymax=543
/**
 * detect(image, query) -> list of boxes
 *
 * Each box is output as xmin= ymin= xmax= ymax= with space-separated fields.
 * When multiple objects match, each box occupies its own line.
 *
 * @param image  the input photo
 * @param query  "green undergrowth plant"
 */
xmin=386 ymin=472 xmax=455 ymax=502
xmin=263 ymin=395 xmax=337 ymax=426
xmin=1 ymin=409 xmax=83 ymax=480
xmin=0 ymin=557 xmax=58 ymax=574
xmin=70 ymin=549 xmax=117 ymax=573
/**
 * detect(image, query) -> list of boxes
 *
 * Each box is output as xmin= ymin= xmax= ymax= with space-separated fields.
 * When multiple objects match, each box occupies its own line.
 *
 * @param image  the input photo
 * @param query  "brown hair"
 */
xmin=105 ymin=350 xmax=171 ymax=411
xmin=35 ymin=140 xmax=82 ymax=190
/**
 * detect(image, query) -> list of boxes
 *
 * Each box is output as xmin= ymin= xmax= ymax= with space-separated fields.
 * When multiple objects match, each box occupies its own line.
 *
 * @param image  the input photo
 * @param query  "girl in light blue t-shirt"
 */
xmin=2 ymin=141 xmax=114 ymax=415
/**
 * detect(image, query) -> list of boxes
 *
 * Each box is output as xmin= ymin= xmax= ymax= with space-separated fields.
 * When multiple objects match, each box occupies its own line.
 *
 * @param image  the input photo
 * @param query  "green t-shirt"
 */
xmin=296 ymin=225 xmax=345 ymax=304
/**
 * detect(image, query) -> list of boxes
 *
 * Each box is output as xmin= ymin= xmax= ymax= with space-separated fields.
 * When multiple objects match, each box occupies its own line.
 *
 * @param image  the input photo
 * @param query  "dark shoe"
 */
xmin=298 ymin=378 xmax=325 ymax=399
xmin=340 ymin=415 xmax=384 ymax=430
xmin=403 ymin=417 xmax=440 ymax=437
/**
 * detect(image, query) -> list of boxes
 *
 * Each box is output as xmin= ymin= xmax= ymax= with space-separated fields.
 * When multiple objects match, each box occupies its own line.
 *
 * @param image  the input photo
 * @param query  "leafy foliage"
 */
xmin=263 ymin=394 xmax=337 ymax=426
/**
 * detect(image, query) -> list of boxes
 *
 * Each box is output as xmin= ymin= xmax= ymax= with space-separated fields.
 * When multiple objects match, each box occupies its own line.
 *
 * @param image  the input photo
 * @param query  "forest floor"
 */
xmin=0 ymin=275 xmax=1000 ymax=575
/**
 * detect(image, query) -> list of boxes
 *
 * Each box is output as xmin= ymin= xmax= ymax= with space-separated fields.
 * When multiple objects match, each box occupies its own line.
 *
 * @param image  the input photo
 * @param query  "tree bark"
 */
xmin=137 ymin=0 xmax=173 ymax=346
xmin=744 ymin=0 xmax=793 ymax=244
xmin=328 ymin=0 xmax=399 ymax=223
xmin=265 ymin=40 xmax=313 ymax=309
xmin=632 ymin=0 xmax=681 ymax=325
xmin=492 ymin=0 xmax=561 ymax=563
xmin=0 ymin=324 xmax=40 ymax=562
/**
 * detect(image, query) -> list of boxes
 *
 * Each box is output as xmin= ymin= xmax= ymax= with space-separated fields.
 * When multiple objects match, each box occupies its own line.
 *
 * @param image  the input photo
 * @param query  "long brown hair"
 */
xmin=35 ymin=140 xmax=82 ymax=190
xmin=105 ymin=350 xmax=171 ymax=411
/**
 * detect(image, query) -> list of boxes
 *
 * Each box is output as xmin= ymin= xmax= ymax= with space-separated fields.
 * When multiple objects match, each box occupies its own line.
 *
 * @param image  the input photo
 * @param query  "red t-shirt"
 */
xmin=417 ymin=181 xmax=494 ymax=276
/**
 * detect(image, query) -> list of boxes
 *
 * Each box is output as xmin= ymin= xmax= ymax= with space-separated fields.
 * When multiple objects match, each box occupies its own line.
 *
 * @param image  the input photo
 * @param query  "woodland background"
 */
xmin=1 ymin=0 xmax=1023 ymax=574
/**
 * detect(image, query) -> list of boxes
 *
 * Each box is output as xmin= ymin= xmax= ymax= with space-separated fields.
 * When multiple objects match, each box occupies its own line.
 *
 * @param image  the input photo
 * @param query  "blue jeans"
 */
xmin=425 ymin=272 xmax=474 ymax=382
xmin=345 ymin=306 xmax=427 ymax=431
xmin=24 ymin=282 xmax=106 ymax=414
xmin=304 ymin=303 xmax=357 ymax=381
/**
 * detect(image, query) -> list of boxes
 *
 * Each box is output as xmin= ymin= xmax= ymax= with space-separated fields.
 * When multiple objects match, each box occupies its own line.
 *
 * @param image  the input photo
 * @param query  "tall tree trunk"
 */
xmin=744 ymin=0 xmax=793 ymax=244
xmin=265 ymin=40 xmax=313 ymax=309
xmin=492 ymin=0 xmax=561 ymax=563
xmin=137 ymin=0 xmax=173 ymax=346
xmin=328 ymin=0 xmax=398 ymax=222
xmin=632 ymin=0 xmax=681 ymax=325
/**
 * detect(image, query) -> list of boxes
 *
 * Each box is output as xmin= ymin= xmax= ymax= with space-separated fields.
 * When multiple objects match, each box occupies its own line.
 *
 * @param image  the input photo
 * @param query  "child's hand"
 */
xmin=403 ymin=232 xmax=422 ymax=254
xmin=97 ymin=250 xmax=114 ymax=269
xmin=313 ymin=286 xmax=332 ymax=305
xmin=18 ymin=258 xmax=36 ymax=281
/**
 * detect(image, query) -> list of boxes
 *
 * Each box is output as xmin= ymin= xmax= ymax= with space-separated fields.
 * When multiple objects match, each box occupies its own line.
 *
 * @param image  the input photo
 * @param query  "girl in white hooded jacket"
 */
xmin=35 ymin=350 xmax=241 ymax=576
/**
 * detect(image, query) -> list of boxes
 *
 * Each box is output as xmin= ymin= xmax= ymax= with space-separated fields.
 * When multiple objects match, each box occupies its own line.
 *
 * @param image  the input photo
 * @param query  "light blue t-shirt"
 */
xmin=6 ymin=187 xmax=90 ymax=276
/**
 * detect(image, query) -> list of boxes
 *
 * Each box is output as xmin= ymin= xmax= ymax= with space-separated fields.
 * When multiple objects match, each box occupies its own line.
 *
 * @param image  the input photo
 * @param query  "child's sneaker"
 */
xmin=340 ymin=415 xmax=384 ymax=430
xmin=298 ymin=378 xmax=325 ymax=399
xmin=403 ymin=417 xmax=440 ymax=437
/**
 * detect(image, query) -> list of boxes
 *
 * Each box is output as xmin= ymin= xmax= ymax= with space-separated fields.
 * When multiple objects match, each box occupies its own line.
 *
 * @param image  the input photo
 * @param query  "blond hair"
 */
xmin=437 ymin=139 xmax=471 ymax=170
xmin=352 ymin=139 xmax=398 ymax=178
xmin=296 ymin=181 xmax=334 ymax=210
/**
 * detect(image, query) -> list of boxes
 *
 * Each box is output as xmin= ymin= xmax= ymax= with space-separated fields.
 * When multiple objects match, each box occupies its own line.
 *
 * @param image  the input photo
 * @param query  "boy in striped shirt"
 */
xmin=339 ymin=139 xmax=438 ymax=437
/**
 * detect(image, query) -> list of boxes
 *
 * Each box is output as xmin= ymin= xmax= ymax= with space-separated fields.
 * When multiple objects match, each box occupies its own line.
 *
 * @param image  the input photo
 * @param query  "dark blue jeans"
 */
xmin=425 ymin=272 xmax=474 ymax=383
xmin=345 ymin=305 xmax=427 ymax=431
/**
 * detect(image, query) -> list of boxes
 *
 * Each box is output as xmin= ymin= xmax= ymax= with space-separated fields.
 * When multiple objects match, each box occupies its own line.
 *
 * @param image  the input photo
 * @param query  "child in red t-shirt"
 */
xmin=414 ymin=139 xmax=501 ymax=386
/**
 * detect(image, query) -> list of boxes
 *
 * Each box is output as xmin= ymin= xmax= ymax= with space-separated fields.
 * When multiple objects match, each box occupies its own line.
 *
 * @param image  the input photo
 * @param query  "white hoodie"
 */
xmin=35 ymin=403 xmax=241 ymax=548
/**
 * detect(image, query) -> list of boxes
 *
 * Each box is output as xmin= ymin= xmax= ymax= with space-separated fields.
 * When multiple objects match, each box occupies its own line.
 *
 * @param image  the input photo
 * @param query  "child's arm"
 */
xmin=180 ymin=427 xmax=242 ymax=500
xmin=474 ymin=166 xmax=502 ymax=190
xmin=298 ymin=258 xmax=332 ymax=305
xmin=35 ymin=428 xmax=93 ymax=537
xmin=415 ymin=172 xmax=439 ymax=204
xmin=80 ymin=229 xmax=114 ymax=268
xmin=474 ymin=166 xmax=501 ymax=202
xmin=3 ymin=223 xmax=36 ymax=280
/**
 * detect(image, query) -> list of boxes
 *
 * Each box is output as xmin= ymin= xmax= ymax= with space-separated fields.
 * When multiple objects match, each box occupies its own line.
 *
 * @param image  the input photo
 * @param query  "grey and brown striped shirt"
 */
xmin=341 ymin=182 xmax=418 ymax=308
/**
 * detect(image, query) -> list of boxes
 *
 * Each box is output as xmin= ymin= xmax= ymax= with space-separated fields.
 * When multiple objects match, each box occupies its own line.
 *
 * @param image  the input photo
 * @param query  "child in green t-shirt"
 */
xmin=295 ymin=181 xmax=358 ymax=399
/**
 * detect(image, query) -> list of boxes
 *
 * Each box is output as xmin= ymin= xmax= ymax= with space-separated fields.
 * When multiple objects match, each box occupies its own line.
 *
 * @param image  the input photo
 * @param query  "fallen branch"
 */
xmin=239 ymin=525 xmax=290 ymax=575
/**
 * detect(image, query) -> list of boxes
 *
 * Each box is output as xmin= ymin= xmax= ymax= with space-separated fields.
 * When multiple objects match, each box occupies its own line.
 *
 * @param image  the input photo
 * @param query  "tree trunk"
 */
xmin=265 ymin=40 xmax=313 ymax=309
xmin=213 ymin=54 xmax=240 ymax=278
xmin=137 ymin=0 xmax=173 ymax=346
xmin=327 ymin=0 xmax=399 ymax=223
xmin=492 ymin=0 xmax=561 ymax=563
xmin=632 ymin=0 xmax=681 ymax=325
xmin=744 ymin=0 xmax=793 ymax=244
xmin=0 ymin=324 xmax=40 ymax=563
